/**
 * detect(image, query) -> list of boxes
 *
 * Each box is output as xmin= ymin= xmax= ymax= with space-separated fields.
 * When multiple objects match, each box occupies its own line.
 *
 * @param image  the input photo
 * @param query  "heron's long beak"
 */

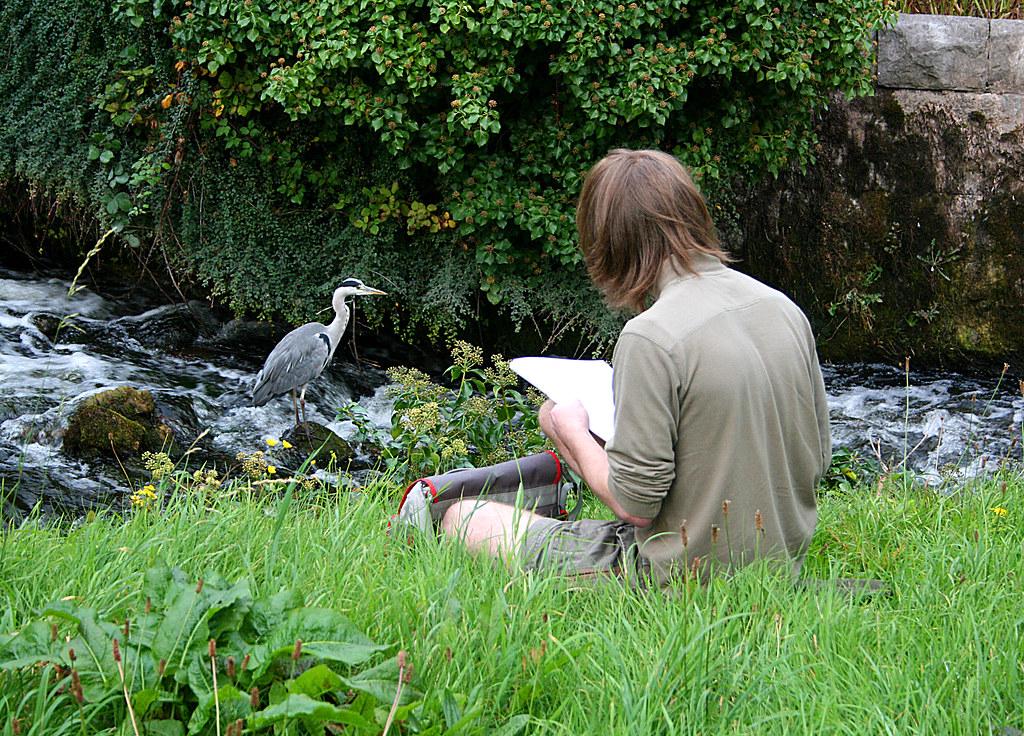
xmin=359 ymin=287 xmax=387 ymax=296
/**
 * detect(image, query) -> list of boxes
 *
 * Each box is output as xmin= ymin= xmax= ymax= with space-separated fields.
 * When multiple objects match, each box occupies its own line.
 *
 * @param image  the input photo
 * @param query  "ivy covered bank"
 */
xmin=0 ymin=0 xmax=892 ymax=344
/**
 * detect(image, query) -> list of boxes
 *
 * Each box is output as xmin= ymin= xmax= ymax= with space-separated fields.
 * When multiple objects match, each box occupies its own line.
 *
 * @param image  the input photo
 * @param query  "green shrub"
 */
xmin=1 ymin=0 xmax=894 ymax=341
xmin=340 ymin=340 xmax=549 ymax=483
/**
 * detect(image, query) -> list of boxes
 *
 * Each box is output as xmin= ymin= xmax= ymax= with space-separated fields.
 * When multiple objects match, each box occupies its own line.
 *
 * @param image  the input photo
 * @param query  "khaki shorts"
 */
xmin=520 ymin=517 xmax=650 ymax=584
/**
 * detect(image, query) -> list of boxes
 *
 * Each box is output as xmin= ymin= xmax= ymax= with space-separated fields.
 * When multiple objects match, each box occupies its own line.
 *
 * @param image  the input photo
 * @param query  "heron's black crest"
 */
xmin=339 ymin=278 xmax=363 ymax=288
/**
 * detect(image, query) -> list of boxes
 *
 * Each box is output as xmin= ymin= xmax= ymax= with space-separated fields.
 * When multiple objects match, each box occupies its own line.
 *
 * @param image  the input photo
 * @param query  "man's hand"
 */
xmin=546 ymin=399 xmax=591 ymax=437
xmin=538 ymin=399 xmax=652 ymax=529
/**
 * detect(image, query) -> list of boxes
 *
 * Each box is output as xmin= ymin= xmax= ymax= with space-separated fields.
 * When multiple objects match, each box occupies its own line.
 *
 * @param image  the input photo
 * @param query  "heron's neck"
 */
xmin=324 ymin=302 xmax=350 ymax=348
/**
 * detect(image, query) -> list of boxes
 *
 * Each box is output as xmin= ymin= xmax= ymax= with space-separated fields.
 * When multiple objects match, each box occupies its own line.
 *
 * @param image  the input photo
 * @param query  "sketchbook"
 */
xmin=508 ymin=357 xmax=615 ymax=441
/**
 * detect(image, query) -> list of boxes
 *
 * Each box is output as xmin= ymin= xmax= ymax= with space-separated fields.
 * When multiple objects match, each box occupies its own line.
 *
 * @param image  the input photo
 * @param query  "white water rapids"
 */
xmin=1 ymin=268 xmax=1021 ymax=516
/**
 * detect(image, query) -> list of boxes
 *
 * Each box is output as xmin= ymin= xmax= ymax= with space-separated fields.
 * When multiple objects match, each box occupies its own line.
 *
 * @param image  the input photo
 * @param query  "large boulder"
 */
xmin=63 ymin=386 xmax=173 ymax=459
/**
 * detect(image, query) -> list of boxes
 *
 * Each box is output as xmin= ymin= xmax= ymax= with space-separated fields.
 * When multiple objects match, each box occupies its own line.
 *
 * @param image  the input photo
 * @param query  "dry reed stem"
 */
xmin=383 ymin=651 xmax=410 ymax=736
xmin=113 ymin=638 xmax=141 ymax=736
xmin=210 ymin=640 xmax=221 ymax=736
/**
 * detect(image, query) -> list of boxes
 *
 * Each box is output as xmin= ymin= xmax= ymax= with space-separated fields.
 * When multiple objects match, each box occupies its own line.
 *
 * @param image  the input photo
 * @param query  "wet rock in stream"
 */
xmin=278 ymin=422 xmax=359 ymax=471
xmin=63 ymin=386 xmax=175 ymax=459
xmin=115 ymin=301 xmax=221 ymax=351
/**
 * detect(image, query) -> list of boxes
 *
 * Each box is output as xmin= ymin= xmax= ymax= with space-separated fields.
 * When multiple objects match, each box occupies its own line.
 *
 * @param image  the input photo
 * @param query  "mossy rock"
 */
xmin=63 ymin=386 xmax=173 ymax=459
xmin=279 ymin=422 xmax=357 ymax=471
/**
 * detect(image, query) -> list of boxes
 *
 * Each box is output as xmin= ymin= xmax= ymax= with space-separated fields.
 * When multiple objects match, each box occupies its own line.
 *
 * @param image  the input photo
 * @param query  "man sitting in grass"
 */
xmin=441 ymin=148 xmax=832 ymax=586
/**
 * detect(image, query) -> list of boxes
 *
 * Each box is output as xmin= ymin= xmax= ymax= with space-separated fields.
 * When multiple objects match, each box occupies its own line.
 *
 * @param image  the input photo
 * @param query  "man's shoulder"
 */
xmin=620 ymin=308 xmax=677 ymax=349
xmin=622 ymin=268 xmax=813 ymax=359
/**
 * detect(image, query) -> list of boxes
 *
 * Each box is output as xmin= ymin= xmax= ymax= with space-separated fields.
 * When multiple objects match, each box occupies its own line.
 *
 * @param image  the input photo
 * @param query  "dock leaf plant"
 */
xmin=0 ymin=564 xmax=457 ymax=735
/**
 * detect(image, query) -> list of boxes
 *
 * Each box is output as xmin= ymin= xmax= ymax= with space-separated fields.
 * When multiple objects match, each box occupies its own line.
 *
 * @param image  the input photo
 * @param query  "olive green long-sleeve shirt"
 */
xmin=606 ymin=254 xmax=831 ymax=585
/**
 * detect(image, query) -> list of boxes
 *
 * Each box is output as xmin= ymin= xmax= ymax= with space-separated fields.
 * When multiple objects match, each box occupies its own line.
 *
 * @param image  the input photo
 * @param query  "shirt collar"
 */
xmin=655 ymin=252 xmax=727 ymax=296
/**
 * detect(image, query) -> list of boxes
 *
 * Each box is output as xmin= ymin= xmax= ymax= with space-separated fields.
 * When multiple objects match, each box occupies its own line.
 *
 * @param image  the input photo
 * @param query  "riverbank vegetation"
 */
xmin=1 ymin=466 xmax=1022 ymax=734
xmin=0 ymin=0 xmax=894 ymax=348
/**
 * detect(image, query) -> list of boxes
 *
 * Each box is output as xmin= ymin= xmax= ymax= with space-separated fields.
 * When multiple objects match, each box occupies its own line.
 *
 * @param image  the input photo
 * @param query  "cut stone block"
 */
xmin=878 ymin=14 xmax=990 ymax=92
xmin=989 ymin=19 xmax=1024 ymax=94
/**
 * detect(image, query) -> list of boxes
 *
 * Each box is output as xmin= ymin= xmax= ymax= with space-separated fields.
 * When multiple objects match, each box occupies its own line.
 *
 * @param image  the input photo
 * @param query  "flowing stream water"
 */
xmin=1 ymin=268 xmax=1022 ymax=518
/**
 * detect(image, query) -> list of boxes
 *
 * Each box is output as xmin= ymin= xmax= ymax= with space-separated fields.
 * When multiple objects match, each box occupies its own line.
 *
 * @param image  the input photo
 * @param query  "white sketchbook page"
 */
xmin=508 ymin=357 xmax=614 ymax=441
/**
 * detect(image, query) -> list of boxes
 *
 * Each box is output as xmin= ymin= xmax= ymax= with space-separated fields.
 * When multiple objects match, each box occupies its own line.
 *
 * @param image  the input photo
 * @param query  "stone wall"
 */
xmin=738 ymin=14 xmax=1024 ymax=367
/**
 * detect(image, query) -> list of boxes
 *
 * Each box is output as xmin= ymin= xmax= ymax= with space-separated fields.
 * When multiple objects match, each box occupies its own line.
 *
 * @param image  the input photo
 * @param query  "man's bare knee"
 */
xmin=439 ymin=500 xmax=543 ymax=558
xmin=440 ymin=500 xmax=474 ymax=537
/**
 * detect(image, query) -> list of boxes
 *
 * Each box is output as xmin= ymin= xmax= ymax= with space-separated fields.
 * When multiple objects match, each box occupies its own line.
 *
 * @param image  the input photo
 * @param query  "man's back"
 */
xmin=605 ymin=255 xmax=832 ymax=584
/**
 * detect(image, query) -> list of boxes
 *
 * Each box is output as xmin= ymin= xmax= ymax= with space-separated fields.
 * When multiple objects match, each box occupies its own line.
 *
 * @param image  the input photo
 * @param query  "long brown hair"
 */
xmin=576 ymin=149 xmax=731 ymax=312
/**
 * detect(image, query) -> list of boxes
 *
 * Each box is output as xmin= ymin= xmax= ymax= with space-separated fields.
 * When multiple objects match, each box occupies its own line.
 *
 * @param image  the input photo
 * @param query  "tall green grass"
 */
xmin=2 ymin=471 xmax=1022 ymax=734
xmin=900 ymin=0 xmax=1022 ymax=19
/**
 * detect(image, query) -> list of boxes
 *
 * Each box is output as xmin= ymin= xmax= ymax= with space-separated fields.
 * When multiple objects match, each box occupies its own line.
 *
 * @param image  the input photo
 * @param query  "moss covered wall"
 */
xmin=737 ymin=39 xmax=1024 ymax=367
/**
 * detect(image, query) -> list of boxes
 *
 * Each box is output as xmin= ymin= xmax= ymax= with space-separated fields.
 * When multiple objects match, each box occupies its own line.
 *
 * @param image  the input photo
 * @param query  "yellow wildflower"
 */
xmin=266 ymin=465 xmax=277 ymax=475
xmin=130 ymin=484 xmax=159 ymax=509
xmin=239 ymin=450 xmax=267 ymax=479
xmin=282 ymin=440 xmax=293 ymax=449
xmin=266 ymin=438 xmax=279 ymax=447
xmin=402 ymin=402 xmax=440 ymax=433
xmin=991 ymin=506 xmax=1008 ymax=517
xmin=192 ymin=469 xmax=222 ymax=492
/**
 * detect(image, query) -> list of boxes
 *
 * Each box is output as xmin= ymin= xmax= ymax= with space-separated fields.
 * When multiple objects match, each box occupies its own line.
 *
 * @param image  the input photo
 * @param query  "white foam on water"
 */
xmin=2 ymin=272 xmax=1023 ymax=511
xmin=0 ymin=277 xmax=112 ymax=319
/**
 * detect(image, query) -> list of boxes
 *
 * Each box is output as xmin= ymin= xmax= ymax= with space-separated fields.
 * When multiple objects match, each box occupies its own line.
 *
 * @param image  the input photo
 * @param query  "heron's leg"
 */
xmin=291 ymin=389 xmax=300 ymax=427
xmin=299 ymin=385 xmax=309 ymax=431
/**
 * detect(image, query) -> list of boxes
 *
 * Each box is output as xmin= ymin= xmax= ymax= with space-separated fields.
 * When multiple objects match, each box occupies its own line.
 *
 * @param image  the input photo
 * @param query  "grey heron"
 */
xmin=251 ymin=278 xmax=387 ymax=426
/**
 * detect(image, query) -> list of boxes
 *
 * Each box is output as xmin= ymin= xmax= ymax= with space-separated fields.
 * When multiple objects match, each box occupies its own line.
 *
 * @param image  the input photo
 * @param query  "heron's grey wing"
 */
xmin=251 ymin=323 xmax=332 ymax=405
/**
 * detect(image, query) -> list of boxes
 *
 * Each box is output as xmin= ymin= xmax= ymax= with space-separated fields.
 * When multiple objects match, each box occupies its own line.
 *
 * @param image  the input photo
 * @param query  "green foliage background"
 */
xmin=0 ymin=0 xmax=893 ymax=342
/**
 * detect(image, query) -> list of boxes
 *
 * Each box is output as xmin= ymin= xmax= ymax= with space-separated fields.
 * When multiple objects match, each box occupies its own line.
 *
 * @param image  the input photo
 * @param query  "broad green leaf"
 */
xmin=143 ymin=720 xmax=184 ymax=736
xmin=441 ymin=688 xmax=462 ymax=729
xmin=183 ymin=649 xmax=213 ymax=700
xmin=248 ymin=588 xmax=304 ymax=637
xmin=290 ymin=663 xmax=343 ymax=698
xmin=133 ymin=687 xmax=176 ymax=718
xmin=205 ymin=578 xmax=254 ymax=641
xmin=0 ymin=621 xmax=59 ymax=670
xmin=247 ymin=608 xmax=385 ymax=679
xmin=43 ymin=603 xmax=121 ymax=684
xmin=188 ymin=684 xmax=252 ymax=735
xmin=493 ymin=714 xmax=531 ymax=736
xmin=343 ymin=657 xmax=420 ymax=705
xmin=151 ymin=583 xmax=208 ymax=672
xmin=248 ymin=694 xmax=375 ymax=730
